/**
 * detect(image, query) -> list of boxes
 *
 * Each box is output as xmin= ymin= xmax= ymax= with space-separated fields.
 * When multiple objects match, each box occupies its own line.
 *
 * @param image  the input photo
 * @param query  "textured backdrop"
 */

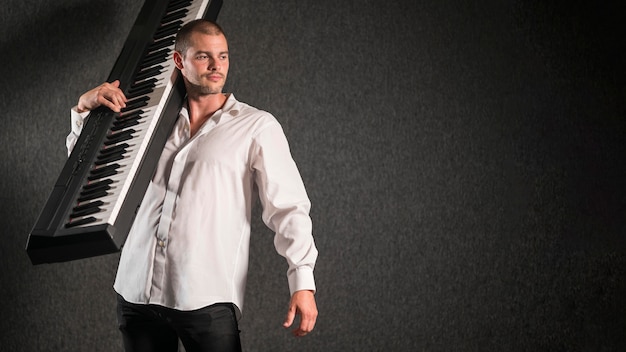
xmin=1 ymin=0 xmax=625 ymax=351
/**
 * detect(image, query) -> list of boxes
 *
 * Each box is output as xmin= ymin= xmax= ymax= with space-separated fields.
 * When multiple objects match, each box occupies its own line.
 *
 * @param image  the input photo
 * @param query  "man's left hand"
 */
xmin=283 ymin=290 xmax=317 ymax=337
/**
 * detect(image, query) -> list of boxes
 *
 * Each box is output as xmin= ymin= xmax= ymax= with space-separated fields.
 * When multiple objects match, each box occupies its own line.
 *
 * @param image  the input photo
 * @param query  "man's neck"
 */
xmin=186 ymin=92 xmax=227 ymax=137
xmin=187 ymin=92 xmax=227 ymax=124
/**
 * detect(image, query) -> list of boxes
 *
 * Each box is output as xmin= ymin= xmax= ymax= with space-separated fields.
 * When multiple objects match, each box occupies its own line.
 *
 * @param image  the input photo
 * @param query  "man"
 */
xmin=67 ymin=20 xmax=318 ymax=351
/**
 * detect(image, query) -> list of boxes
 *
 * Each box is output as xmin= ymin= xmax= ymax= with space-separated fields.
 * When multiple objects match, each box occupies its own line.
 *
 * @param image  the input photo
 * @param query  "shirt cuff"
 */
xmin=71 ymin=106 xmax=90 ymax=136
xmin=287 ymin=266 xmax=316 ymax=296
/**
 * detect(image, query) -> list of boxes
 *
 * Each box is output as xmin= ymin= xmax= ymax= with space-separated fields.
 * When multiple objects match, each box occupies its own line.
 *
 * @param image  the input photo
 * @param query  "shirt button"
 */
xmin=157 ymin=239 xmax=166 ymax=248
xmin=76 ymin=120 xmax=83 ymax=128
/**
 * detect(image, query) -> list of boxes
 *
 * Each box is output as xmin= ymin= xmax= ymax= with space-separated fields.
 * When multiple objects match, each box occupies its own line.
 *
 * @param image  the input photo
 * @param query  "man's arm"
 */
xmin=77 ymin=80 xmax=127 ymax=113
xmin=250 ymin=119 xmax=319 ymax=337
xmin=66 ymin=80 xmax=128 ymax=155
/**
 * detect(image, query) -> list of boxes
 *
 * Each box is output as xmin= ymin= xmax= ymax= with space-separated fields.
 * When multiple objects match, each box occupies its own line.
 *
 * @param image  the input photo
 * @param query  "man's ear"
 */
xmin=173 ymin=51 xmax=184 ymax=70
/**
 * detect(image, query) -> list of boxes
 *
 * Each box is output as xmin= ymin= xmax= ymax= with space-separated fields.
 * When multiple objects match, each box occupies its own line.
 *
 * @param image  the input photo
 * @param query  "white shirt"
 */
xmin=67 ymin=94 xmax=317 ymax=313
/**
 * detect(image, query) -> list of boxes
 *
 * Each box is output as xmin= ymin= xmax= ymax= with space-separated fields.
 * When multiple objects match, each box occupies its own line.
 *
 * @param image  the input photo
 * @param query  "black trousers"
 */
xmin=116 ymin=294 xmax=242 ymax=352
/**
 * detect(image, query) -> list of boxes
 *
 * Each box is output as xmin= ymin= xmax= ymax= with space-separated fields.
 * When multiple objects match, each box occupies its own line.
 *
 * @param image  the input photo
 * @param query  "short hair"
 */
xmin=175 ymin=19 xmax=226 ymax=56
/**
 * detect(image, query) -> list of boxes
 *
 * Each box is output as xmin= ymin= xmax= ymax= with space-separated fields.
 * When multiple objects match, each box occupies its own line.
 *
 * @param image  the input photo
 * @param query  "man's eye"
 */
xmin=196 ymin=55 xmax=208 ymax=60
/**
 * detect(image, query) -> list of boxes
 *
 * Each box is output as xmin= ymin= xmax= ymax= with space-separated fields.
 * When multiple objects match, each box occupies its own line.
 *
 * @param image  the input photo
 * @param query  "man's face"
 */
xmin=174 ymin=32 xmax=229 ymax=95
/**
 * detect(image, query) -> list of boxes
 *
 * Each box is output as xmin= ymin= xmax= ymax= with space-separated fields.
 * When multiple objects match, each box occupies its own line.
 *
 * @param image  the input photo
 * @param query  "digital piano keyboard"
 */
xmin=27 ymin=0 xmax=223 ymax=264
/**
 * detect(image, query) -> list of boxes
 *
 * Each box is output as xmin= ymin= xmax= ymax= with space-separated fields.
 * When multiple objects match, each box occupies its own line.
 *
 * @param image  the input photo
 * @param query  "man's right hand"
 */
xmin=77 ymin=80 xmax=127 ymax=113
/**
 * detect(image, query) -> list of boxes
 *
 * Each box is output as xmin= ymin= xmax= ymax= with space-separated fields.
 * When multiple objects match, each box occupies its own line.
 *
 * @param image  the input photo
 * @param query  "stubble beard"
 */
xmin=187 ymin=81 xmax=224 ymax=96
xmin=185 ymin=72 xmax=226 ymax=96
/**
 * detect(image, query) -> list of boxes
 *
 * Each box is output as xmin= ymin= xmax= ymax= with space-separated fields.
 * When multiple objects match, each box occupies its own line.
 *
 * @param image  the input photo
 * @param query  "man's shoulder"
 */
xmin=230 ymin=97 xmax=278 ymax=125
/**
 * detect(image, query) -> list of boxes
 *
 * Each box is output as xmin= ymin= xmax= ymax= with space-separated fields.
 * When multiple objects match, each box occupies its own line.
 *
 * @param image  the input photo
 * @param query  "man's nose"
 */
xmin=208 ymin=58 xmax=219 ymax=71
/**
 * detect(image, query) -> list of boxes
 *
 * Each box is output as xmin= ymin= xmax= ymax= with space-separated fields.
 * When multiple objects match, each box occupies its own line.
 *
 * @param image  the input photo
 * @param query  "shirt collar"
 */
xmin=179 ymin=93 xmax=241 ymax=125
xmin=219 ymin=93 xmax=243 ymax=120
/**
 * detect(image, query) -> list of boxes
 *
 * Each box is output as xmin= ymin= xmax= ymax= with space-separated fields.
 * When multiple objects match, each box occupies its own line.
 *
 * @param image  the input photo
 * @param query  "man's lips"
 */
xmin=205 ymin=74 xmax=223 ymax=81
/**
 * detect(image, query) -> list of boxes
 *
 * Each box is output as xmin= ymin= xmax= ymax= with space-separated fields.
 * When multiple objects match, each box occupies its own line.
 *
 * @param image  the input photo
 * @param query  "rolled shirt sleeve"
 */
xmin=66 ymin=107 xmax=90 ymax=155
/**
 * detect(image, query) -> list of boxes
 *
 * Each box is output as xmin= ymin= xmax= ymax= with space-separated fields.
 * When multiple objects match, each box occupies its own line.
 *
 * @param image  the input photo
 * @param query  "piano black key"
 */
xmin=122 ymin=97 xmax=149 ymax=112
xmin=98 ymin=144 xmax=128 ymax=156
xmin=95 ymin=153 xmax=124 ymax=166
xmin=149 ymin=37 xmax=175 ymax=51
xmin=114 ymin=112 xmax=142 ymax=122
xmin=72 ymin=200 xmax=104 ymax=212
xmin=128 ymin=85 xmax=156 ymax=98
xmin=99 ymin=143 xmax=129 ymax=157
xmin=80 ymin=181 xmax=111 ymax=194
xmin=111 ymin=118 xmax=140 ymax=132
xmin=80 ymin=182 xmax=111 ymax=196
xmin=79 ymin=184 xmax=109 ymax=198
xmin=100 ymin=149 xmax=126 ymax=162
xmin=105 ymin=129 xmax=135 ymax=145
xmin=139 ymin=63 xmax=164 ymax=75
xmin=114 ymin=119 xmax=142 ymax=131
xmin=70 ymin=206 xmax=101 ymax=218
xmin=126 ymin=88 xmax=154 ymax=100
xmin=112 ymin=120 xmax=140 ymax=131
xmin=103 ymin=134 xmax=133 ymax=147
xmin=87 ymin=165 xmax=119 ymax=181
xmin=135 ymin=65 xmax=164 ymax=82
xmin=77 ymin=189 xmax=109 ymax=203
xmin=113 ymin=113 xmax=142 ymax=123
xmin=143 ymin=48 xmax=170 ymax=64
xmin=169 ymin=0 xmax=193 ymax=11
xmin=118 ymin=109 xmax=144 ymax=121
xmin=139 ymin=48 xmax=172 ymax=64
xmin=79 ymin=186 xmax=110 ymax=199
xmin=155 ymin=27 xmax=181 ymax=40
xmin=162 ymin=9 xmax=188 ymax=24
xmin=154 ymin=21 xmax=183 ymax=39
xmin=90 ymin=163 xmax=120 ymax=175
xmin=65 ymin=216 xmax=98 ymax=228
xmin=82 ymin=180 xmax=113 ymax=191
xmin=129 ymin=78 xmax=158 ymax=93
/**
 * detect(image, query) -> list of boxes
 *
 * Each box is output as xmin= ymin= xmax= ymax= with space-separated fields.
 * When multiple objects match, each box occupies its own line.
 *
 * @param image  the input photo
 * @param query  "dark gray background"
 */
xmin=1 ymin=0 xmax=625 ymax=351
